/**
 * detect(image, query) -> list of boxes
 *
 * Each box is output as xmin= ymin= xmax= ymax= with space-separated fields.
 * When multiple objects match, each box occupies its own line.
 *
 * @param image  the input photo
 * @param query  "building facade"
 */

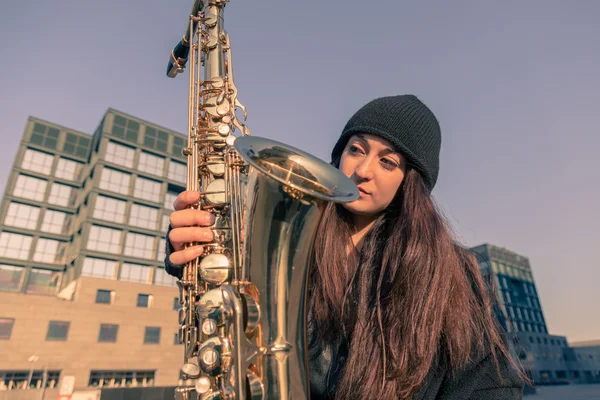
xmin=0 ymin=109 xmax=188 ymax=394
xmin=471 ymin=243 xmax=600 ymax=385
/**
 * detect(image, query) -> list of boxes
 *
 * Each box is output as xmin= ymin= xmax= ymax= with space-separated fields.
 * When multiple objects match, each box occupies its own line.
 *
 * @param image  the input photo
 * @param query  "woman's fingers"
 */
xmin=170 ymin=209 xmax=214 ymax=228
xmin=169 ymin=245 xmax=205 ymax=266
xmin=169 ymin=227 xmax=215 ymax=251
xmin=173 ymin=191 xmax=201 ymax=211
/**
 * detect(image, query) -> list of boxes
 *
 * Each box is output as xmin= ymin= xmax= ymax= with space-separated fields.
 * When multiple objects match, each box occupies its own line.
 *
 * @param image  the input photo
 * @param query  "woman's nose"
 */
xmin=354 ymin=156 xmax=375 ymax=180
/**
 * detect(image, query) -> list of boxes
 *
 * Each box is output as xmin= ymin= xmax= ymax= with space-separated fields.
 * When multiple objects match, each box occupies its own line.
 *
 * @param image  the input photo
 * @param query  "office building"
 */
xmin=0 ymin=109 xmax=188 ymax=396
xmin=471 ymin=243 xmax=600 ymax=385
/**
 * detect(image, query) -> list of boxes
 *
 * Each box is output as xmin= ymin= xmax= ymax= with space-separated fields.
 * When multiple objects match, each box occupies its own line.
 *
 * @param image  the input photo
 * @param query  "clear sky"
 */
xmin=0 ymin=0 xmax=598 ymax=342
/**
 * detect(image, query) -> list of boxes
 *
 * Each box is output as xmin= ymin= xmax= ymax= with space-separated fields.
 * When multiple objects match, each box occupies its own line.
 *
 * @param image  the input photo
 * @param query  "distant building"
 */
xmin=471 ymin=243 xmax=600 ymax=385
xmin=0 ymin=109 xmax=187 ymax=395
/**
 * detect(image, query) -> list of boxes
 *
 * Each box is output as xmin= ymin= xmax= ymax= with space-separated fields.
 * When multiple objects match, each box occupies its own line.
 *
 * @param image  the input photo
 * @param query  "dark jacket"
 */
xmin=164 ymin=228 xmax=524 ymax=399
xmin=308 ymin=328 xmax=524 ymax=399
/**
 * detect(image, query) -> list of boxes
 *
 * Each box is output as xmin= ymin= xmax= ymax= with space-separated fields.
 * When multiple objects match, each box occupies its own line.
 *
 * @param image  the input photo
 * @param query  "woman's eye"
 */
xmin=381 ymin=158 xmax=398 ymax=169
xmin=348 ymin=145 xmax=361 ymax=154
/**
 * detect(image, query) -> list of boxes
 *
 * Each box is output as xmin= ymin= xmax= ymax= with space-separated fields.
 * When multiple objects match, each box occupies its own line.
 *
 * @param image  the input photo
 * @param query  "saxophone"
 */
xmin=166 ymin=1 xmax=358 ymax=399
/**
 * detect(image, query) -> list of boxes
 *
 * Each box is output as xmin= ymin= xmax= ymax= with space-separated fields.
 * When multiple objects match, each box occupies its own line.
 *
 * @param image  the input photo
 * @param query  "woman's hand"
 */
xmin=167 ymin=191 xmax=215 ymax=267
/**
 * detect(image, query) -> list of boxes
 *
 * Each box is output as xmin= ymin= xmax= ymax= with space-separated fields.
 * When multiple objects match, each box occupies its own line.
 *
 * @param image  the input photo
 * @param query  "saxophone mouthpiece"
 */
xmin=167 ymin=39 xmax=191 ymax=78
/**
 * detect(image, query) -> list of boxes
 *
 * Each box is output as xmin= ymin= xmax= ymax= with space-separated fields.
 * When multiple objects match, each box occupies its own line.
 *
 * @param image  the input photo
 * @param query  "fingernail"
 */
xmin=194 ymin=246 xmax=204 ymax=255
xmin=207 ymin=213 xmax=216 ymax=224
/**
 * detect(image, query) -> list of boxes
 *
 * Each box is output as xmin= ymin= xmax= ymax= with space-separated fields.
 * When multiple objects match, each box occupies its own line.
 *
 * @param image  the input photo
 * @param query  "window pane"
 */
xmin=129 ymin=204 xmax=159 ymax=230
xmin=137 ymin=294 xmax=150 ymax=308
xmin=120 ymin=263 xmax=150 ymax=284
xmin=93 ymin=195 xmax=126 ymax=224
xmin=82 ymin=258 xmax=117 ymax=280
xmin=4 ymin=203 xmax=40 ymax=230
xmin=168 ymin=162 xmax=186 ymax=184
xmin=138 ymin=152 xmax=165 ymax=177
xmin=99 ymin=168 xmax=130 ymax=196
xmin=40 ymin=210 xmax=67 ymax=234
xmin=0 ymin=232 xmax=32 ymax=260
xmin=96 ymin=289 xmax=113 ymax=304
xmin=25 ymin=268 xmax=61 ymax=295
xmin=0 ymin=318 xmax=15 ymax=340
xmin=55 ymin=158 xmax=81 ymax=181
xmin=104 ymin=142 xmax=135 ymax=168
xmin=87 ymin=226 xmax=122 ymax=254
xmin=124 ymin=233 xmax=154 ymax=259
xmin=0 ymin=264 xmax=24 ymax=291
xmin=133 ymin=177 xmax=161 ymax=203
xmin=46 ymin=321 xmax=70 ymax=341
xmin=154 ymin=267 xmax=176 ymax=287
xmin=21 ymin=148 xmax=54 ymax=175
xmin=99 ymin=324 xmax=118 ymax=342
xmin=144 ymin=327 xmax=160 ymax=344
xmin=33 ymin=239 xmax=61 ymax=263
xmin=48 ymin=183 xmax=73 ymax=207
xmin=13 ymin=175 xmax=47 ymax=202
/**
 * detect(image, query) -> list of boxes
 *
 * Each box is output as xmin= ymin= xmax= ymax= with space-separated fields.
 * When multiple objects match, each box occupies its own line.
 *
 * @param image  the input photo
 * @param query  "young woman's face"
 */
xmin=339 ymin=134 xmax=407 ymax=218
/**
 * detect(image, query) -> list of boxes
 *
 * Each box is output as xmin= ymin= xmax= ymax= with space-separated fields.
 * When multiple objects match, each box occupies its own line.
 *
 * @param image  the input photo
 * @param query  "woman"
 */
xmin=165 ymin=95 xmax=527 ymax=399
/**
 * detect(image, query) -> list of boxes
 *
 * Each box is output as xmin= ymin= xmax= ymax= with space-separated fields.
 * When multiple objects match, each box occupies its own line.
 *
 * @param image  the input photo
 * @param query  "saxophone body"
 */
xmin=166 ymin=2 xmax=358 ymax=399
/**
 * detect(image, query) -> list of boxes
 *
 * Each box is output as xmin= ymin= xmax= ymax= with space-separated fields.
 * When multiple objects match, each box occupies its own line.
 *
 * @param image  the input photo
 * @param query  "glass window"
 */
xmin=0 ymin=232 xmax=32 ymax=260
xmin=4 ymin=202 xmax=40 ymax=230
xmin=154 ymin=267 xmax=177 ymax=287
xmin=168 ymin=161 xmax=186 ymax=184
xmin=30 ymin=122 xmax=59 ymax=150
xmin=55 ymin=157 xmax=82 ymax=181
xmin=144 ymin=127 xmax=168 ymax=152
xmin=104 ymin=142 xmax=135 ymax=168
xmin=124 ymin=233 xmax=154 ymax=259
xmin=93 ymin=195 xmax=126 ymax=224
xmin=164 ymin=191 xmax=178 ymax=210
xmin=162 ymin=215 xmax=170 ymax=232
xmin=13 ymin=175 xmax=47 ymax=202
xmin=99 ymin=168 xmax=130 ymax=196
xmin=48 ymin=183 xmax=74 ymax=207
xmin=96 ymin=289 xmax=113 ymax=304
xmin=40 ymin=210 xmax=67 ymax=234
xmin=0 ymin=318 xmax=15 ymax=340
xmin=46 ymin=321 xmax=70 ymax=341
xmin=137 ymin=294 xmax=151 ymax=308
xmin=156 ymin=238 xmax=166 ymax=261
xmin=119 ymin=263 xmax=150 ymax=284
xmin=129 ymin=204 xmax=159 ymax=230
xmin=133 ymin=177 xmax=161 ymax=203
xmin=138 ymin=152 xmax=165 ymax=177
xmin=112 ymin=115 xmax=139 ymax=143
xmin=82 ymin=257 xmax=117 ymax=280
xmin=21 ymin=148 xmax=54 ymax=175
xmin=64 ymin=133 xmax=90 ymax=158
xmin=144 ymin=327 xmax=161 ymax=344
xmin=172 ymin=136 xmax=185 ymax=157
xmin=0 ymin=264 xmax=24 ymax=291
xmin=173 ymin=297 xmax=180 ymax=310
xmin=25 ymin=268 xmax=61 ymax=295
xmin=87 ymin=226 xmax=122 ymax=254
xmin=33 ymin=238 xmax=60 ymax=263
xmin=88 ymin=370 xmax=155 ymax=388
xmin=98 ymin=324 xmax=118 ymax=342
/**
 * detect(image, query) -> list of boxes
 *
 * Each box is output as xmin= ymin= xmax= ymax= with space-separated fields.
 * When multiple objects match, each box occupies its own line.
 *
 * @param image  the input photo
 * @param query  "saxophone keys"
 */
xmin=195 ymin=376 xmax=212 ymax=394
xmin=216 ymin=101 xmax=230 ymax=116
xmin=246 ymin=370 xmax=264 ymax=400
xmin=199 ymin=252 xmax=231 ymax=285
xmin=204 ymin=179 xmax=226 ymax=205
xmin=199 ymin=337 xmax=225 ymax=376
xmin=181 ymin=362 xmax=201 ymax=379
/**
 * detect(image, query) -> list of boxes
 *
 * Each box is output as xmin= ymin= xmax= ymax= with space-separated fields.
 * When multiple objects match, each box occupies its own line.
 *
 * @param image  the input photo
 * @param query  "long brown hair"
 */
xmin=309 ymin=165 xmax=527 ymax=399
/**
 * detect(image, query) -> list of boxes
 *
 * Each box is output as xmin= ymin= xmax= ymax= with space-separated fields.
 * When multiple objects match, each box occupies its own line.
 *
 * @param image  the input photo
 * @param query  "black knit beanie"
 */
xmin=330 ymin=95 xmax=441 ymax=191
